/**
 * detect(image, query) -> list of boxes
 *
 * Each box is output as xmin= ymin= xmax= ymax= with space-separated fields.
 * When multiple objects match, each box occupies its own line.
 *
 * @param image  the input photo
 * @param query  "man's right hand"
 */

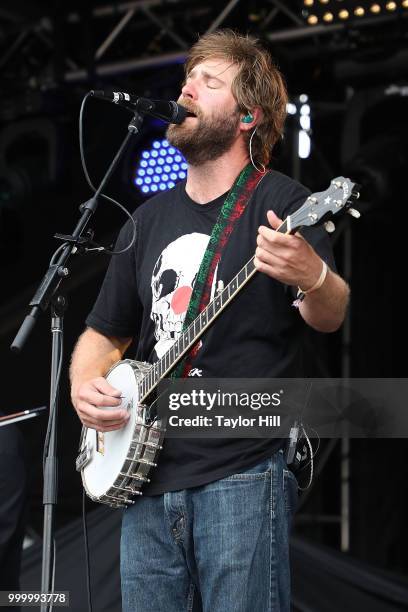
xmin=71 ymin=377 xmax=130 ymax=432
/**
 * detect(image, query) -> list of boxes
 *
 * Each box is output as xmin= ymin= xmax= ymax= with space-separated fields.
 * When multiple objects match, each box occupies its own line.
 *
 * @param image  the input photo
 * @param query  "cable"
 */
xmin=297 ymin=425 xmax=320 ymax=473
xmin=297 ymin=426 xmax=314 ymax=491
xmin=82 ymin=490 xmax=93 ymax=612
xmin=79 ymin=93 xmax=137 ymax=256
xmin=49 ymin=243 xmax=69 ymax=266
xmin=249 ymin=126 xmax=266 ymax=174
xmin=38 ymin=248 xmax=65 ymax=611
xmin=296 ymin=425 xmax=320 ymax=474
xmin=48 ymin=537 xmax=56 ymax=612
xmin=42 ymin=334 xmax=64 ymax=473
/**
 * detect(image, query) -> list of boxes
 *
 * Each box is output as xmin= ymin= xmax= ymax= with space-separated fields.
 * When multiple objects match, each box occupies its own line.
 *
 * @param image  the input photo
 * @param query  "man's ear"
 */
xmin=239 ymin=107 xmax=263 ymax=132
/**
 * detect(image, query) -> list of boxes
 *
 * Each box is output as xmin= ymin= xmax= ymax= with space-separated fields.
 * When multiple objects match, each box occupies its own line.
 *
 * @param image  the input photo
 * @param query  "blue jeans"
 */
xmin=121 ymin=449 xmax=298 ymax=612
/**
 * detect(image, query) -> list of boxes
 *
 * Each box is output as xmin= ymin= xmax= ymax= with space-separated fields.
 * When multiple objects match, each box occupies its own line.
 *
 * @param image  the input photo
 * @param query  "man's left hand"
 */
xmin=254 ymin=210 xmax=323 ymax=290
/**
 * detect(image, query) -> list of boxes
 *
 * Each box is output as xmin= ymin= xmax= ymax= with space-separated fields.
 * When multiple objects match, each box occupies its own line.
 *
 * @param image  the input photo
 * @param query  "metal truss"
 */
xmin=0 ymin=0 xmax=243 ymax=86
xmin=0 ymin=0 xmax=407 ymax=88
xmin=65 ymin=1 xmax=408 ymax=82
xmin=65 ymin=0 xmax=243 ymax=82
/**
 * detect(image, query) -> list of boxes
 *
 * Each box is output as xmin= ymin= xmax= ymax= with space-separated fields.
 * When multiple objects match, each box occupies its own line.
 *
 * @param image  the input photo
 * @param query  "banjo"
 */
xmin=76 ymin=177 xmax=360 ymax=508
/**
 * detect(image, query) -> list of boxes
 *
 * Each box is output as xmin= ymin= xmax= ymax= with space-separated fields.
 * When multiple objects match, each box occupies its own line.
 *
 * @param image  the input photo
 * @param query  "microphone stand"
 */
xmin=10 ymin=110 xmax=144 ymax=612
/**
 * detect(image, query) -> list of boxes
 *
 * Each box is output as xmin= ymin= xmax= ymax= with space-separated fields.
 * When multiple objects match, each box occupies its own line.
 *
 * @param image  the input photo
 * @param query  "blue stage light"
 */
xmin=135 ymin=139 xmax=187 ymax=195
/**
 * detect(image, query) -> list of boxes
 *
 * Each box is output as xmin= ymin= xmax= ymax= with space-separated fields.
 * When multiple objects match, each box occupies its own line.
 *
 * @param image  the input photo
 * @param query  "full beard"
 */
xmin=166 ymin=110 xmax=240 ymax=166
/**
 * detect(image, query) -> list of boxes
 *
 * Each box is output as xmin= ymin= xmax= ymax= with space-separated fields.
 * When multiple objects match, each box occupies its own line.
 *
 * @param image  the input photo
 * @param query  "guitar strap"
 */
xmin=172 ymin=163 xmax=269 ymax=378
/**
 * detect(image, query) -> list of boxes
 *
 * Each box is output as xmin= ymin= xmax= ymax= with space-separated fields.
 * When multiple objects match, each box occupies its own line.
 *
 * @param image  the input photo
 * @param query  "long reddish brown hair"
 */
xmin=185 ymin=29 xmax=288 ymax=165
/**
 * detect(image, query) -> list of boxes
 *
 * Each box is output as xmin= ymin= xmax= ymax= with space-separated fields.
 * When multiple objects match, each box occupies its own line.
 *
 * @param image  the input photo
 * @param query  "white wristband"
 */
xmin=292 ymin=260 xmax=328 ymax=308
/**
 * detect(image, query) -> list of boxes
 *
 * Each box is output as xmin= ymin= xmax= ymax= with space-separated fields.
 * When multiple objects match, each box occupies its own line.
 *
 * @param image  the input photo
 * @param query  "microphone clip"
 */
xmin=128 ymin=111 xmax=144 ymax=135
xmin=54 ymin=229 xmax=106 ymax=254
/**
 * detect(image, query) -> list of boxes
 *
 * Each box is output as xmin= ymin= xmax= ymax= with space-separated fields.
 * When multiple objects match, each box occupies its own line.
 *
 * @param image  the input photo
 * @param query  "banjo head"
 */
xmin=80 ymin=361 xmax=141 ymax=500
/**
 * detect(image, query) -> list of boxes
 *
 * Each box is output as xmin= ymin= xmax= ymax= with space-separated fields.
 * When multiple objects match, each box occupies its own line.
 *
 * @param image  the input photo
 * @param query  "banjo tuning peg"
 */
xmin=347 ymin=208 xmax=361 ymax=219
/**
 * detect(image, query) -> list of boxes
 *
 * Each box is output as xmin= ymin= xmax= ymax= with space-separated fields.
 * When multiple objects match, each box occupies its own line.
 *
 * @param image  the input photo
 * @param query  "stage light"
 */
xmin=304 ymin=0 xmax=314 ymax=5
xmin=303 ymin=0 xmax=403 ymax=24
xmin=134 ymin=138 xmax=187 ymax=194
xmin=298 ymin=130 xmax=311 ymax=159
xmin=287 ymin=103 xmax=297 ymax=115
xmin=300 ymin=115 xmax=311 ymax=130
xmin=299 ymin=97 xmax=311 ymax=159
xmin=287 ymin=96 xmax=312 ymax=160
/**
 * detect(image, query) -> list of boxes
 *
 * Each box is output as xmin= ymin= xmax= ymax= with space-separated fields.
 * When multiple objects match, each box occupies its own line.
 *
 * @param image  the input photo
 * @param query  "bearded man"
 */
xmin=70 ymin=29 xmax=349 ymax=612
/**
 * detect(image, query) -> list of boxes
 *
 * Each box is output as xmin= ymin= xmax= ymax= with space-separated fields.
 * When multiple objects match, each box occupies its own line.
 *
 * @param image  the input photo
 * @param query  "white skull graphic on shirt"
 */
xmin=150 ymin=232 xmax=218 ymax=359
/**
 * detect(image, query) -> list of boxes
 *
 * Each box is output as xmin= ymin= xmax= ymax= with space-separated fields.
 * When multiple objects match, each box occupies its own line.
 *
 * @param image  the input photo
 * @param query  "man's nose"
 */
xmin=181 ymin=80 xmax=197 ymax=100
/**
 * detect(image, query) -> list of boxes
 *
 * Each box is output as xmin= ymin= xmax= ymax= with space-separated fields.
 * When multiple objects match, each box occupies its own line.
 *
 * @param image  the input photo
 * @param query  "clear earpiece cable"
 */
xmin=249 ymin=126 xmax=266 ymax=174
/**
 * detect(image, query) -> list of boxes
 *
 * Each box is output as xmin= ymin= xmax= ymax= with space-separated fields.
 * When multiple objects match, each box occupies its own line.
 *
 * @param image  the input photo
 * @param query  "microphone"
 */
xmin=90 ymin=90 xmax=189 ymax=124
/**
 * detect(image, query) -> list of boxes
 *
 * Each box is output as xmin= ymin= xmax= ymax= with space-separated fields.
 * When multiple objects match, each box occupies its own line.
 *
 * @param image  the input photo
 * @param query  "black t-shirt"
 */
xmin=86 ymin=170 xmax=336 ymax=495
